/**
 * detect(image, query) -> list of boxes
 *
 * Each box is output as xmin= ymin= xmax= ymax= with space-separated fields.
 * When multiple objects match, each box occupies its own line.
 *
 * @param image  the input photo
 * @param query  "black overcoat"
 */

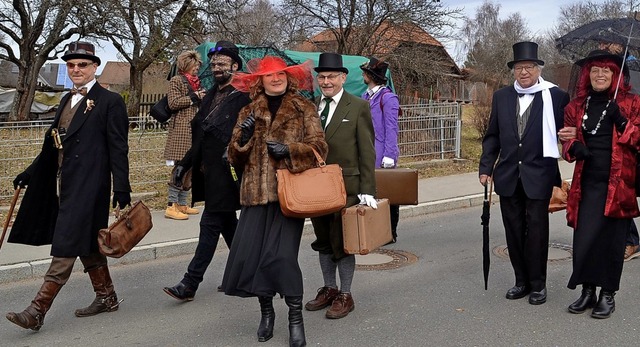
xmin=180 ymin=85 xmax=251 ymax=212
xmin=8 ymin=83 xmax=131 ymax=257
xmin=479 ymin=86 xmax=569 ymax=200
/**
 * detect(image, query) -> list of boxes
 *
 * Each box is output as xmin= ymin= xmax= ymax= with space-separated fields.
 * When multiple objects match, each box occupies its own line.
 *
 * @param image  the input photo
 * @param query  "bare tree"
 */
xmin=87 ymin=0 xmax=197 ymax=117
xmin=0 ymin=0 xmax=94 ymax=121
xmin=461 ymin=0 xmax=531 ymax=136
xmin=280 ymin=0 xmax=460 ymax=55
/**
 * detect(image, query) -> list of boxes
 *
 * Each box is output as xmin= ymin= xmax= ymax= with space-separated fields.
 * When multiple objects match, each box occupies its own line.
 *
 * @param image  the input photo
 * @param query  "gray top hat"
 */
xmin=61 ymin=41 xmax=101 ymax=66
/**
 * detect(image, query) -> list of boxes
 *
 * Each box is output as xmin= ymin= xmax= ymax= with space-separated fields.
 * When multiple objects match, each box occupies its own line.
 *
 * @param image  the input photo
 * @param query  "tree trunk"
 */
xmin=9 ymin=62 xmax=41 ymax=121
xmin=127 ymin=67 xmax=145 ymax=119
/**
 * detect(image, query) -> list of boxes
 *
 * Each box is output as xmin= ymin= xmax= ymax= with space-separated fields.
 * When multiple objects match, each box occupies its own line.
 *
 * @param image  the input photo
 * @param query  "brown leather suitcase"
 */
xmin=375 ymin=168 xmax=418 ymax=205
xmin=342 ymin=199 xmax=392 ymax=255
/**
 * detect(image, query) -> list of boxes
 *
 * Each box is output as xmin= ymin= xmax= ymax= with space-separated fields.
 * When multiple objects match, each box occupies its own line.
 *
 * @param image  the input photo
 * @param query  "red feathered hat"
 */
xmin=231 ymin=55 xmax=314 ymax=93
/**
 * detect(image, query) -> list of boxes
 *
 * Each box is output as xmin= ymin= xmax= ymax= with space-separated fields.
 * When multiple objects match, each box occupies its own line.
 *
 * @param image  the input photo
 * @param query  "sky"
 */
xmin=441 ymin=0 xmax=612 ymax=64
xmin=51 ymin=0 xmax=615 ymax=73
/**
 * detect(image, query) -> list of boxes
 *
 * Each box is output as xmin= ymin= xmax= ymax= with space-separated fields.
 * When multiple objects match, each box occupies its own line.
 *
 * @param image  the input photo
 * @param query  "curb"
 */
xmin=0 ymin=194 xmax=496 ymax=284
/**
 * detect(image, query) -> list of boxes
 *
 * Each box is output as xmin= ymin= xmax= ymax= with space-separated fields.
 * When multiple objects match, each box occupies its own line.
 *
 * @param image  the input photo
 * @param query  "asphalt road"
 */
xmin=1 ymin=207 xmax=639 ymax=346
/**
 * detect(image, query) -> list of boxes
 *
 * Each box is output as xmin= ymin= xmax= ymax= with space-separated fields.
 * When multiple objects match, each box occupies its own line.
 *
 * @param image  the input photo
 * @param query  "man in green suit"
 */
xmin=307 ymin=53 xmax=377 ymax=320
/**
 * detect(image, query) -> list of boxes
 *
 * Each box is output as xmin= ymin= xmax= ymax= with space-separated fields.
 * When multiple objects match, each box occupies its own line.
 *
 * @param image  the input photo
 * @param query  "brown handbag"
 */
xmin=548 ymin=180 xmax=570 ymax=213
xmin=276 ymin=148 xmax=347 ymax=218
xmin=98 ymin=200 xmax=153 ymax=258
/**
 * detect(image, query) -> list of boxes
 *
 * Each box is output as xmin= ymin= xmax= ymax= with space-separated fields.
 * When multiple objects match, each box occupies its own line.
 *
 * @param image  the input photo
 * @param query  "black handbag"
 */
xmin=150 ymin=96 xmax=172 ymax=123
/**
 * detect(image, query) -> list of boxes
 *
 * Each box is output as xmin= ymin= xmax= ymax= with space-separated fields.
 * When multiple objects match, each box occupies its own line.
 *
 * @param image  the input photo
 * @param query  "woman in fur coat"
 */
xmin=222 ymin=56 xmax=327 ymax=347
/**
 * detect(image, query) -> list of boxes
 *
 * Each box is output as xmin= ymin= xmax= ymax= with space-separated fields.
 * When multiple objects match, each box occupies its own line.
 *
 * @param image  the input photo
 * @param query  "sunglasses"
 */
xmin=66 ymin=62 xmax=94 ymax=69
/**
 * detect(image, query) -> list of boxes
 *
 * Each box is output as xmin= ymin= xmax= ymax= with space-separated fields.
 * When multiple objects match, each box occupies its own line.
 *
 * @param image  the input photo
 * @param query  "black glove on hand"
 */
xmin=172 ymin=165 xmax=186 ymax=187
xmin=571 ymin=142 xmax=591 ymax=160
xmin=239 ymin=114 xmax=256 ymax=146
xmin=188 ymin=92 xmax=201 ymax=105
xmin=266 ymin=141 xmax=290 ymax=160
xmin=607 ymin=101 xmax=628 ymax=131
xmin=222 ymin=146 xmax=229 ymax=166
xmin=112 ymin=191 xmax=131 ymax=209
xmin=13 ymin=171 xmax=30 ymax=189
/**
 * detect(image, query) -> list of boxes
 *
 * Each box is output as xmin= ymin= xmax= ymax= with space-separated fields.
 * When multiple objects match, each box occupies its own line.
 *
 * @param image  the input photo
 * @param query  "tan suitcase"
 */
xmin=375 ymin=168 xmax=418 ymax=205
xmin=342 ymin=199 xmax=392 ymax=255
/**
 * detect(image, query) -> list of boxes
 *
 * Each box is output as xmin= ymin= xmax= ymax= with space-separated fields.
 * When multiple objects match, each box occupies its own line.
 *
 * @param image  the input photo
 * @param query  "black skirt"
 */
xmin=222 ymin=202 xmax=305 ymax=298
xmin=568 ymin=166 xmax=628 ymax=291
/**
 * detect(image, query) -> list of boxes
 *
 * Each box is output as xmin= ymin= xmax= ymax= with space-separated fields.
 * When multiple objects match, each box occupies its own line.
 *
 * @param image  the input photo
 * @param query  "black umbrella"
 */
xmin=480 ymin=182 xmax=492 ymax=290
xmin=556 ymin=16 xmax=640 ymax=97
xmin=555 ymin=17 xmax=640 ymax=60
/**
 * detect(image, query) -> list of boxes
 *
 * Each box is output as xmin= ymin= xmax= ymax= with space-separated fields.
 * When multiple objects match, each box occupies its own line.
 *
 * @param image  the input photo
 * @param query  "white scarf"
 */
xmin=513 ymin=77 xmax=559 ymax=158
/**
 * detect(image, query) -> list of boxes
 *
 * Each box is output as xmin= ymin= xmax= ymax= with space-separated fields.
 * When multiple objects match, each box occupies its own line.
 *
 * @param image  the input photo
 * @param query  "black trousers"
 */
xmin=182 ymin=210 xmax=237 ymax=289
xmin=499 ymin=180 xmax=549 ymax=292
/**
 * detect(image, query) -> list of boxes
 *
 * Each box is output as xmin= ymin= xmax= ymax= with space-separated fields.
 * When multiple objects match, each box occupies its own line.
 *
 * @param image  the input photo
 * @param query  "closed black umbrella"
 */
xmin=480 ymin=182 xmax=492 ymax=290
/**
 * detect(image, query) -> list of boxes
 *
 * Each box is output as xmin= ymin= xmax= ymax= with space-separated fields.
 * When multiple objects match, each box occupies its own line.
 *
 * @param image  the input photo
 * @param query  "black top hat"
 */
xmin=575 ymin=49 xmax=624 ymax=67
xmin=208 ymin=41 xmax=243 ymax=69
xmin=61 ymin=41 xmax=101 ymax=66
xmin=360 ymin=57 xmax=389 ymax=83
xmin=507 ymin=41 xmax=544 ymax=69
xmin=314 ymin=53 xmax=349 ymax=74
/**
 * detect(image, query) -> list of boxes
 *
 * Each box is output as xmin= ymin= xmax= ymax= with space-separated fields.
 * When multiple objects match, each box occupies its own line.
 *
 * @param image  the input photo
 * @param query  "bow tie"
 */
xmin=71 ymin=87 xmax=88 ymax=96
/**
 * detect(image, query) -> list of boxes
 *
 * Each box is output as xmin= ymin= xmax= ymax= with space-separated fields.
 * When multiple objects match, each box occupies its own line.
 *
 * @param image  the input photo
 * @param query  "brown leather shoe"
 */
xmin=304 ymin=286 xmax=339 ymax=311
xmin=326 ymin=292 xmax=354 ymax=319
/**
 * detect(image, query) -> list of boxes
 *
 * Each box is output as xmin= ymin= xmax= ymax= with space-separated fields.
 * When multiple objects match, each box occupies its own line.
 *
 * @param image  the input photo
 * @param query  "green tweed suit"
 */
xmin=310 ymin=91 xmax=376 ymax=260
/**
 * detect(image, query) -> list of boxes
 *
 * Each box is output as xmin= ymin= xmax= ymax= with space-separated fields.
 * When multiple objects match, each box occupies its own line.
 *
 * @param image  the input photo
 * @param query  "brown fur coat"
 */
xmin=228 ymin=91 xmax=328 ymax=206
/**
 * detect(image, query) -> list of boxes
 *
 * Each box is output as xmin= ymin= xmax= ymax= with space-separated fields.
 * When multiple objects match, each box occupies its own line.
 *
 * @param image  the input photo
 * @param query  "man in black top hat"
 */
xmin=6 ymin=41 xmax=131 ymax=330
xmin=163 ymin=40 xmax=251 ymax=301
xmin=360 ymin=57 xmax=401 ymax=242
xmin=306 ymin=52 xmax=376 ymax=319
xmin=479 ymin=41 xmax=570 ymax=305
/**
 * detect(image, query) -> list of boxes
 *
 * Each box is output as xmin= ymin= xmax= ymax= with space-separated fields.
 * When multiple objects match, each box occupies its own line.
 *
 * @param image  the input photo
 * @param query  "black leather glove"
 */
xmin=239 ymin=114 xmax=255 ymax=146
xmin=188 ymin=91 xmax=201 ymax=105
xmin=222 ymin=146 xmax=229 ymax=166
xmin=266 ymin=141 xmax=290 ymax=160
xmin=607 ymin=101 xmax=628 ymax=131
xmin=112 ymin=191 xmax=131 ymax=209
xmin=172 ymin=165 xmax=186 ymax=188
xmin=13 ymin=171 xmax=30 ymax=189
xmin=571 ymin=142 xmax=591 ymax=160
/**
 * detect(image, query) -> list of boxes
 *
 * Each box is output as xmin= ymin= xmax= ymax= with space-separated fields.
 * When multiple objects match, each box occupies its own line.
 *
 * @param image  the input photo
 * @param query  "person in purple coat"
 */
xmin=360 ymin=57 xmax=400 ymax=242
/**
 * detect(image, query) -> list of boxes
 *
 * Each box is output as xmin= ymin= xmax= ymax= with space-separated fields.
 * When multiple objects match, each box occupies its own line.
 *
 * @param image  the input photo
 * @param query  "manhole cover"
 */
xmin=355 ymin=248 xmax=418 ymax=271
xmin=493 ymin=243 xmax=573 ymax=262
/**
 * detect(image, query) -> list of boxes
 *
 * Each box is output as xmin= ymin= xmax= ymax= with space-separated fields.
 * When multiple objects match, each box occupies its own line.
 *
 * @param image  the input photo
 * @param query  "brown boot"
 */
xmin=6 ymin=281 xmax=62 ymax=331
xmin=75 ymin=265 xmax=120 ymax=317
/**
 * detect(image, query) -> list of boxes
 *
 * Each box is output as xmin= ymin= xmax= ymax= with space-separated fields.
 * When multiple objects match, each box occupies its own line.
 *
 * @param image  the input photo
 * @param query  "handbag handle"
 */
xmin=311 ymin=148 xmax=326 ymax=168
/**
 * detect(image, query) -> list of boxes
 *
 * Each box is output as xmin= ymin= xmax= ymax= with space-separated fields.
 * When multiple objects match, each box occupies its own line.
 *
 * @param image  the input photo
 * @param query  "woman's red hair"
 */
xmin=575 ymin=58 xmax=630 ymax=100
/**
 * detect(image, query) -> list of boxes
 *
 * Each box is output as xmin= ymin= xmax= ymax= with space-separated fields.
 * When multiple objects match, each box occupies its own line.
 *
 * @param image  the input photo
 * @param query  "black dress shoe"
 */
xmin=163 ymin=282 xmax=196 ymax=301
xmin=505 ymin=285 xmax=530 ymax=300
xmin=529 ymin=288 xmax=547 ymax=305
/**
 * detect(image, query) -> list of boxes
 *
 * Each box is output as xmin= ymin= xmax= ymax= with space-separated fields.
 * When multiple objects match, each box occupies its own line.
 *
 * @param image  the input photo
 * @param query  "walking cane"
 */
xmin=0 ymin=187 xmax=21 ymax=251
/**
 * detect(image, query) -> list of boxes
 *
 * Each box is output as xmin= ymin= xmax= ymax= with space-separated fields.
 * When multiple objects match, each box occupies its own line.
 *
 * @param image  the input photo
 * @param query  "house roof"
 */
xmin=294 ymin=20 xmax=460 ymax=75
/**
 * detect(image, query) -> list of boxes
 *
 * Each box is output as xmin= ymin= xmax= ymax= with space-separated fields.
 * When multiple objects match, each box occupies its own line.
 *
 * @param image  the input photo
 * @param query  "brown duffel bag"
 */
xmin=98 ymin=200 xmax=153 ymax=258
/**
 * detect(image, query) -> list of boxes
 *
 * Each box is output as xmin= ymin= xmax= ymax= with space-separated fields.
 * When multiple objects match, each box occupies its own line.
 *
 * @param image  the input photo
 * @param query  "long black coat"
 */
xmin=180 ymin=85 xmax=251 ymax=212
xmin=479 ymin=86 xmax=570 ymax=200
xmin=9 ymin=83 xmax=131 ymax=257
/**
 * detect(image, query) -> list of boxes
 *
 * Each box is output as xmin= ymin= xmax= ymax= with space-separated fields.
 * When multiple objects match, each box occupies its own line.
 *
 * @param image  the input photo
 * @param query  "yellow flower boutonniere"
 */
xmin=85 ymin=99 xmax=95 ymax=114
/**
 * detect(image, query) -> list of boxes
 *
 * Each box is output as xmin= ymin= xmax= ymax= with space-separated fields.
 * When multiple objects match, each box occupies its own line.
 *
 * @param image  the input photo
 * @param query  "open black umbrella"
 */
xmin=555 ymin=17 xmax=640 ymax=60
xmin=480 ymin=182 xmax=492 ymax=290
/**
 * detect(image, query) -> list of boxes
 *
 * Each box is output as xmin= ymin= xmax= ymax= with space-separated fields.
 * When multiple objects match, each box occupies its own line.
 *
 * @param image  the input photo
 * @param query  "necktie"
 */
xmin=320 ymin=97 xmax=332 ymax=129
xmin=71 ymin=87 xmax=88 ymax=96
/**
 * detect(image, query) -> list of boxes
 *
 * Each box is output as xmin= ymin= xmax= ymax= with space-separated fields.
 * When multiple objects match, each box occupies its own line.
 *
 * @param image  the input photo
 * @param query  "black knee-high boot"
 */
xmin=591 ymin=290 xmax=616 ymax=319
xmin=257 ymin=296 xmax=274 ymax=342
xmin=285 ymin=296 xmax=306 ymax=347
